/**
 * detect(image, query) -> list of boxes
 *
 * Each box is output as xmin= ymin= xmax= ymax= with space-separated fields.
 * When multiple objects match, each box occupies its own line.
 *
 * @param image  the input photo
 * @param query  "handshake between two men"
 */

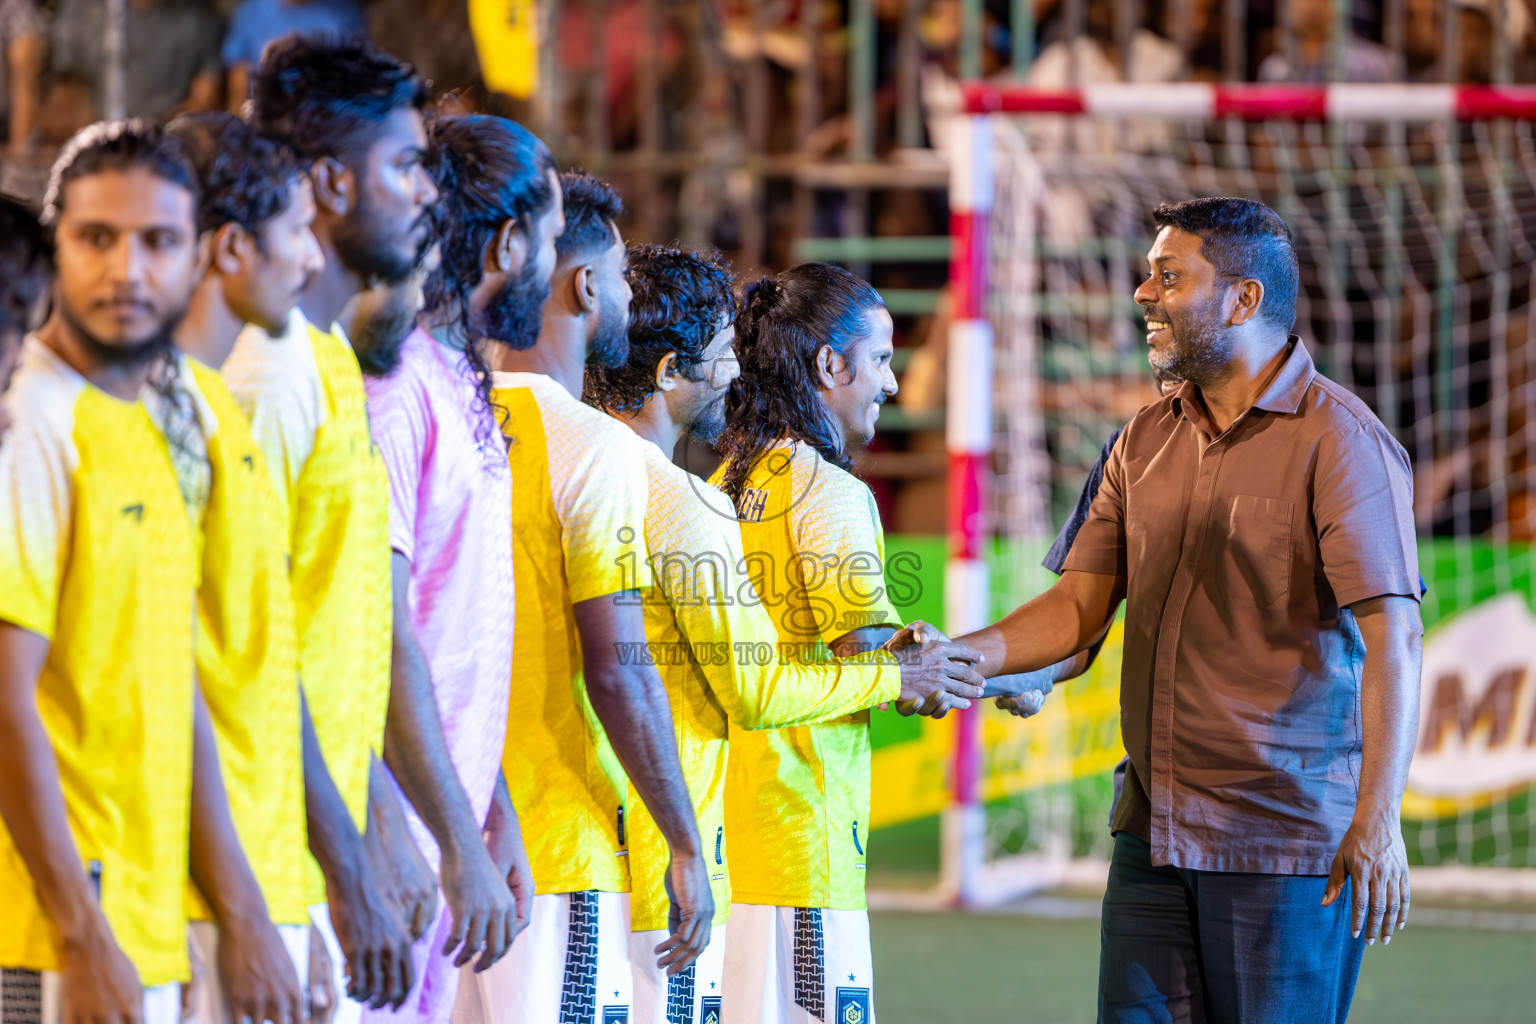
xmin=877 ymin=621 xmax=1057 ymax=720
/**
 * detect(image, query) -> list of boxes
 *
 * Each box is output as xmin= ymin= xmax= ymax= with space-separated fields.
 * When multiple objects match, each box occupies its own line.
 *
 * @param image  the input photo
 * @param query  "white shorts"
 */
xmin=629 ymin=922 xmax=726 ymax=1024
xmin=312 ymin=901 xmax=365 ymax=1024
xmin=454 ymin=891 xmax=631 ymax=1024
xmin=721 ymin=905 xmax=874 ymax=1024
xmin=0 ymin=969 xmax=179 ymax=1024
xmin=187 ymin=920 xmax=311 ymax=1024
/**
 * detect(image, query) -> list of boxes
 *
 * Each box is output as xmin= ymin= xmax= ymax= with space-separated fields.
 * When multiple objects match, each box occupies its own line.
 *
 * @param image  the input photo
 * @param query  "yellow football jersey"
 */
xmin=491 ymin=371 xmax=652 ymax=895
xmin=0 ymin=338 xmax=197 ymax=985
xmin=710 ymin=442 xmax=902 ymax=910
xmin=625 ymin=440 xmax=900 ymax=932
xmin=177 ymin=357 xmax=308 ymax=925
xmin=224 ymin=310 xmax=393 ymax=903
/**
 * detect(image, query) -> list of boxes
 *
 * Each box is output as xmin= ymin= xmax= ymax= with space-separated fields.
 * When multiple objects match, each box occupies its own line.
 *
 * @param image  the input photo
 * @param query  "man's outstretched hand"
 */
xmin=992 ymin=669 xmax=1055 ymax=718
xmin=882 ymin=621 xmax=986 ymax=718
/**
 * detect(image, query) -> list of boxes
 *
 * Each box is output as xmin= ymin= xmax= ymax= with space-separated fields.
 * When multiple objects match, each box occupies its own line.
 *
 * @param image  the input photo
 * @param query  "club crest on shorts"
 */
xmin=701 ymin=996 xmax=722 ymax=1024
xmin=836 ymin=987 xmax=871 ymax=1024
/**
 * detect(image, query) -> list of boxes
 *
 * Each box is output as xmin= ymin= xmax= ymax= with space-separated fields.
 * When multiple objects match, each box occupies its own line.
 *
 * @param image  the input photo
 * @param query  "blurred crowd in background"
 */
xmin=2 ymin=0 xmax=1532 ymax=538
xmin=3 ymin=2 xmax=1531 ymax=206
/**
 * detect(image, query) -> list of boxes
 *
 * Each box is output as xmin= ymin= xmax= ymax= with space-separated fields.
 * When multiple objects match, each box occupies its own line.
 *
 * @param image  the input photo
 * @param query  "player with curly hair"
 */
xmin=584 ymin=245 xmax=984 ymax=1024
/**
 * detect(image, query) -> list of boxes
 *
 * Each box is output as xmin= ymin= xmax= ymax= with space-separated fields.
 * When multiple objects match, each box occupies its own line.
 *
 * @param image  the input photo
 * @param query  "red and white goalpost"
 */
xmin=940 ymin=83 xmax=1536 ymax=908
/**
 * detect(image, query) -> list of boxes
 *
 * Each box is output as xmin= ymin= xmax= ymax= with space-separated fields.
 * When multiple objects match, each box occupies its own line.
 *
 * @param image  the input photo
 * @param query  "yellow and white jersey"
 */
xmin=709 ymin=442 xmax=902 ymax=910
xmin=626 ymin=440 xmax=899 ymax=932
xmin=490 ymin=371 xmax=652 ymax=895
xmin=224 ymin=309 xmax=392 ymax=904
xmin=145 ymin=355 xmax=308 ymax=926
xmin=0 ymin=337 xmax=197 ymax=985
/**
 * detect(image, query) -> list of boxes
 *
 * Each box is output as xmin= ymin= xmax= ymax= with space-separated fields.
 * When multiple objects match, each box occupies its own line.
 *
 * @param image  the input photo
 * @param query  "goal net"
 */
xmin=930 ymin=83 xmax=1536 ymax=907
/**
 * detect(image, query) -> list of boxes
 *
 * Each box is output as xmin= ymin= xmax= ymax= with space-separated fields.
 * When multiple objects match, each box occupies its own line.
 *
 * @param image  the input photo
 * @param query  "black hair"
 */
xmin=165 ymin=111 xmax=307 ymax=241
xmin=249 ymin=34 xmax=429 ymax=165
xmin=583 ymin=244 xmax=736 ymax=414
xmin=555 ymin=171 xmax=624 ymax=263
xmin=717 ymin=262 xmax=885 ymax=504
xmin=41 ymin=121 xmax=201 ymax=472
xmin=1151 ymin=197 xmax=1300 ymax=332
xmin=0 ymin=196 xmax=51 ymax=341
xmin=423 ymin=114 xmax=556 ymax=437
xmin=42 ymin=119 xmax=200 ymax=231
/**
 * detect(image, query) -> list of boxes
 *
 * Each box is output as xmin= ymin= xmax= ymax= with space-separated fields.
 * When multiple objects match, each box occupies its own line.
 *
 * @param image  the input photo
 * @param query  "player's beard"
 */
xmin=60 ymin=299 xmax=183 ymax=371
xmin=1147 ymin=295 xmax=1234 ymax=388
xmin=333 ymin=187 xmax=423 ymax=289
xmin=585 ymin=289 xmax=630 ymax=370
xmin=475 ymin=258 xmax=549 ymax=352
xmin=688 ymin=390 xmax=728 ymax=445
xmin=353 ymin=291 xmax=419 ymax=379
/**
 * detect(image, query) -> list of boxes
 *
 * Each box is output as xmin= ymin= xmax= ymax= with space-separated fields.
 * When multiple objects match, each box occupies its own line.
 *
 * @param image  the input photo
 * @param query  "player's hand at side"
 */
xmin=484 ymin=784 xmax=535 ymax=952
xmin=884 ymin=619 xmax=986 ymax=718
xmin=216 ymin=915 xmax=305 ymax=1024
xmin=60 ymin=914 xmax=144 ymax=1024
xmin=656 ymin=851 xmax=714 ymax=976
xmin=324 ymin=854 xmax=416 ymax=1010
xmin=308 ymin=923 xmax=337 ymax=1024
xmin=368 ymin=811 xmax=438 ymax=943
xmin=1322 ymin=812 xmax=1411 ymax=947
xmin=440 ymin=837 xmax=520 ymax=973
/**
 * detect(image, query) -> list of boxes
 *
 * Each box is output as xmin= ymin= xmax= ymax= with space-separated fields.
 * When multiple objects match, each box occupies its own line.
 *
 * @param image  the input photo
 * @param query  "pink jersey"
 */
xmin=364 ymin=329 xmax=514 ymax=1024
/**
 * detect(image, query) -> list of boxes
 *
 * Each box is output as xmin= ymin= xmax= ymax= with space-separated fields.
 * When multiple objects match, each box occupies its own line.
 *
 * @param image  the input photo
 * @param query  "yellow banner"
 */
xmin=469 ymin=0 xmax=539 ymax=99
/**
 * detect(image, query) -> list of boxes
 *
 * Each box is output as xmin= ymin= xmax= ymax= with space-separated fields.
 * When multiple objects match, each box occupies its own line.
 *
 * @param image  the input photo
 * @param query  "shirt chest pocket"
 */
xmin=1218 ymin=494 xmax=1294 ymax=608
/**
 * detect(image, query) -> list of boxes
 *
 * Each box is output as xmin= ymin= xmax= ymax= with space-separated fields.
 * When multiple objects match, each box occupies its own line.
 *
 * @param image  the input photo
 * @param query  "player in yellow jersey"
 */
xmin=160 ymin=111 xmax=330 ymax=1021
xmin=451 ymin=170 xmax=711 ymax=1024
xmin=0 ymin=121 xmax=300 ymax=1024
xmin=711 ymin=263 xmax=967 ymax=1024
xmin=225 ymin=37 xmax=525 ymax=1021
xmin=582 ymin=245 xmax=987 ymax=1024
xmin=0 ymin=197 xmax=51 ymax=448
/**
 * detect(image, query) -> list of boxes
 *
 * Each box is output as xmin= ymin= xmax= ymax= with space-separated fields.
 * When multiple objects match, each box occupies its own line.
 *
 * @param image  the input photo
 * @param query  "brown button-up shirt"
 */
xmin=1064 ymin=339 xmax=1420 ymax=874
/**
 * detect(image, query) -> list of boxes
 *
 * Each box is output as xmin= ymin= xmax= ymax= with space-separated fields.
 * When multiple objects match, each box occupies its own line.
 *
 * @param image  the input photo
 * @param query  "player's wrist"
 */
xmin=665 ymin=836 xmax=704 ymax=862
xmin=57 ymin=899 xmax=118 ymax=955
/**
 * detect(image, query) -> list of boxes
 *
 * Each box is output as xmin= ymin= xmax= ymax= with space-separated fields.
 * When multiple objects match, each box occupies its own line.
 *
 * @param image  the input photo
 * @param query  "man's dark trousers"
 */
xmin=1098 ymin=832 xmax=1366 ymax=1024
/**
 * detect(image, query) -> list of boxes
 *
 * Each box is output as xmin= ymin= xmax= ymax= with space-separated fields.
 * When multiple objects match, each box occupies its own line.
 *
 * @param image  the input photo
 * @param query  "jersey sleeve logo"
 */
xmin=851 ymin=820 xmax=864 ymax=856
xmin=121 ymin=503 xmax=144 ymax=522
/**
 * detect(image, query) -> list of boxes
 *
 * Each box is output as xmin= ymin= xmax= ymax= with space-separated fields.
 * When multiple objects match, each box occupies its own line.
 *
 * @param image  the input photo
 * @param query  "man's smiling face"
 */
xmin=1133 ymin=225 xmax=1238 ymax=387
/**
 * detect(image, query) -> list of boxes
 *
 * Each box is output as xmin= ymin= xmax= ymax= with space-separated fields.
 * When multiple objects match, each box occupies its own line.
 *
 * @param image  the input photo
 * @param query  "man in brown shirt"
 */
xmin=960 ymin=198 xmax=1424 ymax=1023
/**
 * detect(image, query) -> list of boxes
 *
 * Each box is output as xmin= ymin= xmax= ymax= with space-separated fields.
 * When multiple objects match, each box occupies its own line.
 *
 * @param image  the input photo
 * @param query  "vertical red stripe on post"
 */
xmin=946 ymin=450 xmax=987 ymax=562
xmin=949 ymin=211 xmax=988 ymax=321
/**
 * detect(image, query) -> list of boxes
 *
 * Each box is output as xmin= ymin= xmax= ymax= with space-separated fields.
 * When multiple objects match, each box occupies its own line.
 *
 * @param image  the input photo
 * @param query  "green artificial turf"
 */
xmin=869 ymin=910 xmax=1536 ymax=1023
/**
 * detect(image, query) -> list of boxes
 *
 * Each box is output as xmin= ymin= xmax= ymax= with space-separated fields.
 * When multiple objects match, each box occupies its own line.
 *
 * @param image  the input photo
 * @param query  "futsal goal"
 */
xmin=925 ymin=82 xmax=1536 ymax=909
